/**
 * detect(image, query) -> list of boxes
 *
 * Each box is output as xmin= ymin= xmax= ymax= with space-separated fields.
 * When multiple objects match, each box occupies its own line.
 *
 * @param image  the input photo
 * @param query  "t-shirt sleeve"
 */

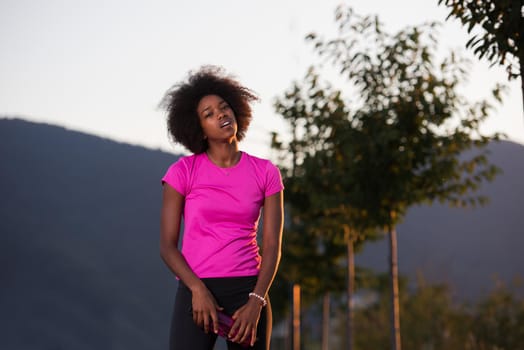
xmin=265 ymin=161 xmax=284 ymax=197
xmin=161 ymin=157 xmax=190 ymax=196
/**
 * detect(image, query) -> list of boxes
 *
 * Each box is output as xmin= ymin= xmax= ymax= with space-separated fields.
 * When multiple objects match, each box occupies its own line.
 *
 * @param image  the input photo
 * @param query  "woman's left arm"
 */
xmin=229 ymin=190 xmax=284 ymax=345
xmin=252 ymin=190 xmax=284 ymax=300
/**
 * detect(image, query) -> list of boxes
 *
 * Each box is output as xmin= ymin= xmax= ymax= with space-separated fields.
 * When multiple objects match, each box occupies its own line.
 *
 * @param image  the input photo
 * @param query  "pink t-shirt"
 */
xmin=162 ymin=152 xmax=283 ymax=278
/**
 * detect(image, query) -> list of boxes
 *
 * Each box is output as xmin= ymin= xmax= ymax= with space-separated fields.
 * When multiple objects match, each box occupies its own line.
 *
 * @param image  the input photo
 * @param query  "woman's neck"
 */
xmin=206 ymin=142 xmax=241 ymax=168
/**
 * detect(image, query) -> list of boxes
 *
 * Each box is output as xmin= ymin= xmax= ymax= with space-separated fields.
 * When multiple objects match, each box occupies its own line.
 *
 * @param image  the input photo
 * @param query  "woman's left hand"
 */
xmin=229 ymin=298 xmax=263 ymax=346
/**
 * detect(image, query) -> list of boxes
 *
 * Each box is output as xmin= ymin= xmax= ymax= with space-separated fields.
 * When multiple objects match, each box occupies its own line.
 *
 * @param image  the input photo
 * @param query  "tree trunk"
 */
xmin=292 ymin=284 xmax=301 ymax=350
xmin=322 ymin=292 xmax=330 ymax=350
xmin=519 ymin=44 xmax=524 ymax=116
xmin=517 ymin=14 xmax=524 ymax=116
xmin=346 ymin=229 xmax=355 ymax=350
xmin=388 ymin=214 xmax=402 ymax=350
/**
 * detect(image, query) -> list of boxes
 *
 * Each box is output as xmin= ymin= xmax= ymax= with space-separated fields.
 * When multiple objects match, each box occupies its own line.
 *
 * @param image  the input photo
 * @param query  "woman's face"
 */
xmin=197 ymin=94 xmax=238 ymax=143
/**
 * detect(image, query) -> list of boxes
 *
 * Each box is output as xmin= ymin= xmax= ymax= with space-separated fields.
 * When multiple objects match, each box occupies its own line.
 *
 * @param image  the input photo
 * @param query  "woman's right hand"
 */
xmin=191 ymin=284 xmax=223 ymax=334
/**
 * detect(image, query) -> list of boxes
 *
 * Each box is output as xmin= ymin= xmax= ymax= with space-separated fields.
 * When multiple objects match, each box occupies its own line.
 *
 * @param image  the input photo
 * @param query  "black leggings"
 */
xmin=169 ymin=276 xmax=272 ymax=350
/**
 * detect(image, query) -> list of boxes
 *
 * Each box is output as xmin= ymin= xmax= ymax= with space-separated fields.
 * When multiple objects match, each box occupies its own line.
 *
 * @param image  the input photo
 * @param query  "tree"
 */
xmin=399 ymin=276 xmax=471 ymax=350
xmin=272 ymin=68 xmax=381 ymax=350
xmin=268 ymin=75 xmax=349 ymax=323
xmin=305 ymin=5 xmax=503 ymax=350
xmin=438 ymin=0 xmax=524 ymax=113
xmin=350 ymin=274 xmax=460 ymax=350
xmin=271 ymin=69 xmax=348 ymax=303
xmin=343 ymin=274 xmax=524 ymax=349
xmin=470 ymin=280 xmax=524 ymax=349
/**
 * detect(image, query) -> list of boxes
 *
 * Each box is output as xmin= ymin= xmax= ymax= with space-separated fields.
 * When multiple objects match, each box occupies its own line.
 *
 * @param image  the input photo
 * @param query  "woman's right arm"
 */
xmin=160 ymin=184 xmax=222 ymax=334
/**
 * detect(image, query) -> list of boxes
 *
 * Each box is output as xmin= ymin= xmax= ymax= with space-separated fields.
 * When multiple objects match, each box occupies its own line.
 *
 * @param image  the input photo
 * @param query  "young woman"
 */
xmin=159 ymin=66 xmax=284 ymax=350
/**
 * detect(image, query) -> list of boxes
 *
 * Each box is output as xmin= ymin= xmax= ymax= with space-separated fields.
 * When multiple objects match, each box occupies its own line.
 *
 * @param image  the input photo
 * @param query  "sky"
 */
xmin=1 ymin=0 xmax=523 ymax=159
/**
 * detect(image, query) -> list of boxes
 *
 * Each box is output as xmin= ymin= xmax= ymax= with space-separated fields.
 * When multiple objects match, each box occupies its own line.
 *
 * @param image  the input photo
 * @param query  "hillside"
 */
xmin=1 ymin=118 xmax=178 ymax=349
xmin=1 ymin=117 xmax=523 ymax=349
xmin=355 ymin=137 xmax=524 ymax=299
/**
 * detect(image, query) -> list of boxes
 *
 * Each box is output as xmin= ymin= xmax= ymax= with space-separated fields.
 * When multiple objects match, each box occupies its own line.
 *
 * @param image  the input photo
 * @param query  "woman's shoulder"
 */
xmin=164 ymin=153 xmax=202 ymax=172
xmin=242 ymin=152 xmax=280 ymax=171
xmin=243 ymin=151 xmax=269 ymax=165
xmin=242 ymin=152 xmax=283 ymax=193
xmin=173 ymin=153 xmax=205 ymax=165
xmin=242 ymin=151 xmax=269 ymax=163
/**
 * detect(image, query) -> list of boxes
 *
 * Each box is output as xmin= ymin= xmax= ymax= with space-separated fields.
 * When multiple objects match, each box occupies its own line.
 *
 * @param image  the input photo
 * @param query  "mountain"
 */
xmin=1 ymin=118 xmax=523 ymax=349
xmin=1 ymin=118 xmax=178 ymax=350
